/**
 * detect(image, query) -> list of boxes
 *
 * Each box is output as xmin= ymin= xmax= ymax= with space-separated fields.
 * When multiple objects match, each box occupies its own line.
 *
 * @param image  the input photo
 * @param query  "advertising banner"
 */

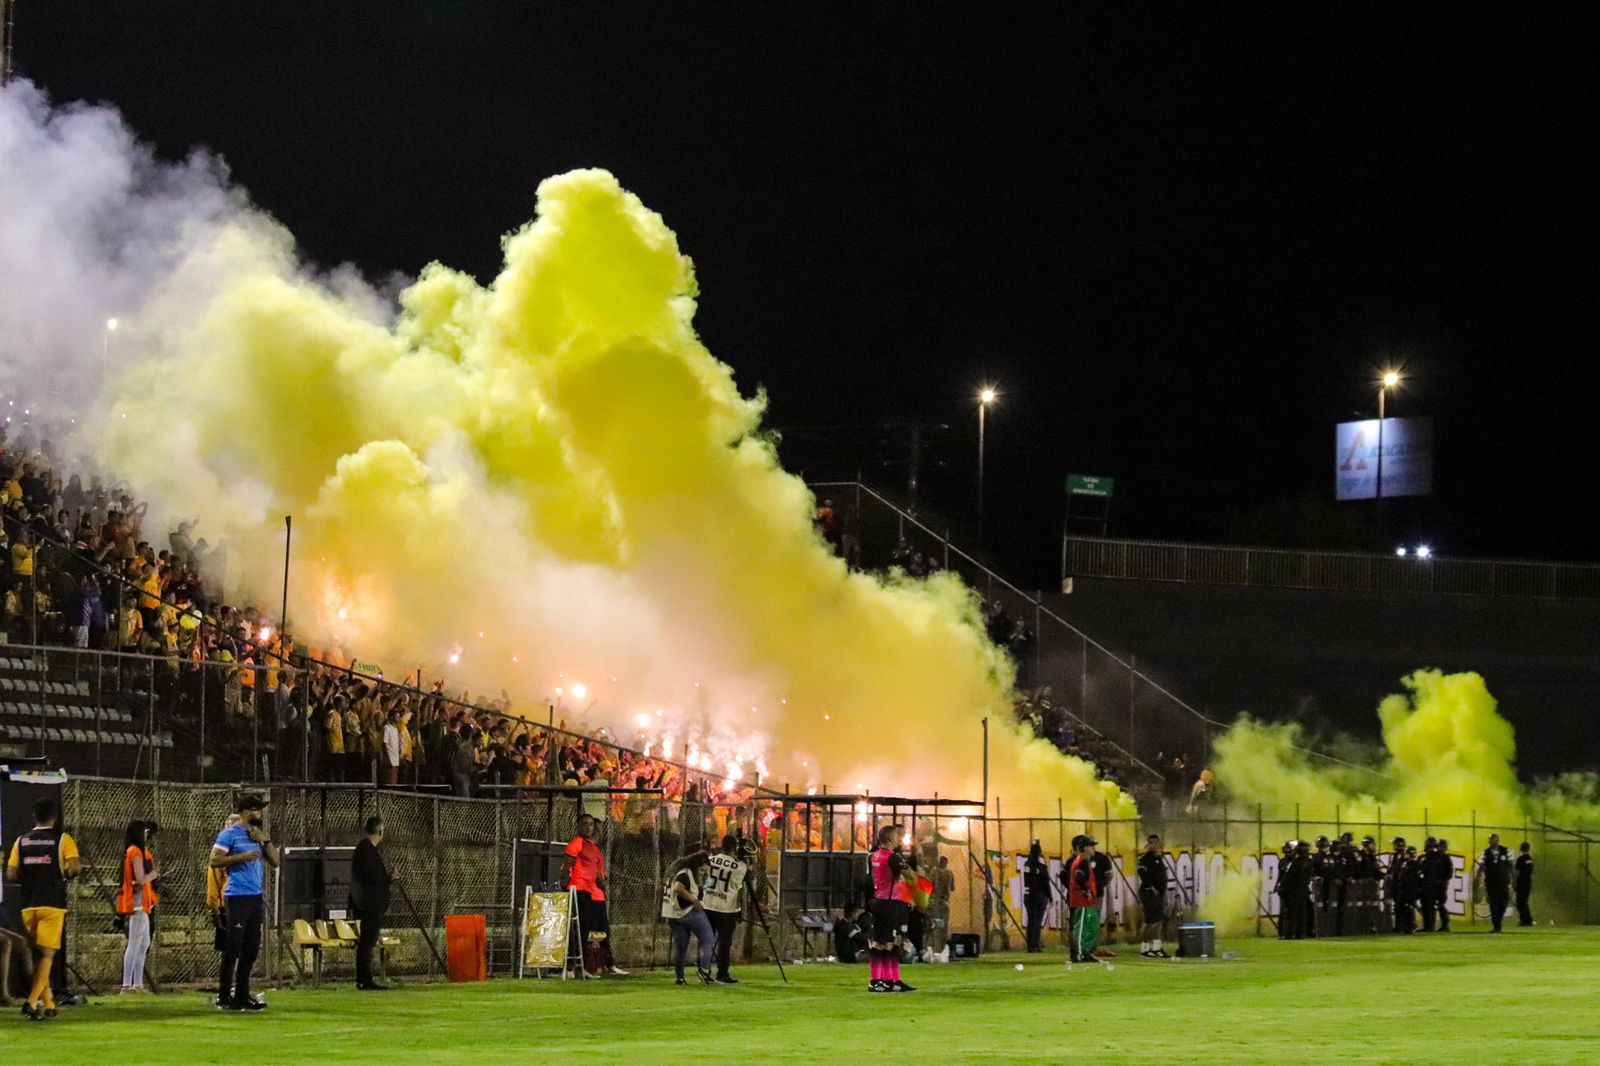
xmin=1336 ymin=417 xmax=1433 ymax=500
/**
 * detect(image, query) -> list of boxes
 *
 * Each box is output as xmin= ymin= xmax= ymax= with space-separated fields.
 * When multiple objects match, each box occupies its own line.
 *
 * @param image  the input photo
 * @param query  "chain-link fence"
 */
xmin=977 ymin=808 xmax=1599 ymax=949
xmin=55 ymin=778 xmax=793 ymax=991
xmin=46 ymin=778 xmax=1600 ymax=995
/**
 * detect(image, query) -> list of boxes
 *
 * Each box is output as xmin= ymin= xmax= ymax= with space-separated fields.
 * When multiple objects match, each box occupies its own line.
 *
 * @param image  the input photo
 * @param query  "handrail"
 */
xmin=811 ymin=478 xmax=1393 ymax=782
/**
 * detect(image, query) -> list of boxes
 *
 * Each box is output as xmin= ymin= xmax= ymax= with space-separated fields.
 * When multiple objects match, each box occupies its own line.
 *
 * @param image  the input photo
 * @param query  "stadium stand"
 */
xmin=0 ymin=416 xmax=751 ymax=801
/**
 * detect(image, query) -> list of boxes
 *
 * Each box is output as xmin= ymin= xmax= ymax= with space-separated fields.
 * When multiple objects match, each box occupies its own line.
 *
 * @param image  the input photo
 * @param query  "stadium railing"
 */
xmin=1061 ymin=535 xmax=1600 ymax=600
xmin=808 ymin=479 xmax=1371 ymax=783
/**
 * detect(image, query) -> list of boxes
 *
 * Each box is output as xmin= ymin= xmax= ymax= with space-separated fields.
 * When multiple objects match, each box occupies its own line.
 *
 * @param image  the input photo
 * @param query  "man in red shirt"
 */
xmin=563 ymin=814 xmax=628 ymax=977
xmin=1064 ymin=835 xmax=1102 ymax=963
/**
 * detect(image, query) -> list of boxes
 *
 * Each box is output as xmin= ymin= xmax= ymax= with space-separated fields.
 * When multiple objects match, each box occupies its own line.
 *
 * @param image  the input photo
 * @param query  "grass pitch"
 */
xmin=7 ymin=927 xmax=1597 ymax=1065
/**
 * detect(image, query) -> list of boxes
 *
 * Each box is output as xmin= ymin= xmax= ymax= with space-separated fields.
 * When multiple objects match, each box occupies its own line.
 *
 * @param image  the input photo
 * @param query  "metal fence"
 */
xmin=55 ymin=777 xmax=762 ymax=992
xmin=980 ymin=807 xmax=1599 ymax=947
xmin=39 ymin=779 xmax=1600 ymax=996
xmin=0 ymin=642 xmax=750 ymax=801
xmin=1062 ymin=536 xmax=1600 ymax=600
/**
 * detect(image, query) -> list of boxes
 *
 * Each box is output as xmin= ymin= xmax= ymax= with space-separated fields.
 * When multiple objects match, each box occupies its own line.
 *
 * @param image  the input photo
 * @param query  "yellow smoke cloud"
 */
xmin=97 ymin=168 xmax=1124 ymax=817
xmin=1212 ymin=669 xmax=1534 ymax=825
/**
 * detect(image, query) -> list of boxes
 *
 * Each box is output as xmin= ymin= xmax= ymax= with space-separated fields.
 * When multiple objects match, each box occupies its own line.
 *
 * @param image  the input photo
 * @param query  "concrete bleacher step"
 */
xmin=0 ymin=676 xmax=92 ymax=697
xmin=0 ymin=723 xmax=173 ymax=748
xmin=0 ymin=700 xmax=134 ymax=724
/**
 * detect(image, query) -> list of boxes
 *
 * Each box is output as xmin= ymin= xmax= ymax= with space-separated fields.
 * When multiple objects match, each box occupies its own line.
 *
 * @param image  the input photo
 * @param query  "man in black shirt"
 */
xmin=1021 ymin=842 xmax=1049 ymax=953
xmin=1478 ymin=834 xmax=1513 ymax=933
xmin=1514 ymin=842 xmax=1534 ymax=927
xmin=834 ymin=904 xmax=869 ymax=962
xmin=351 ymin=816 xmax=396 ymax=989
xmin=1136 ymin=835 xmax=1169 ymax=957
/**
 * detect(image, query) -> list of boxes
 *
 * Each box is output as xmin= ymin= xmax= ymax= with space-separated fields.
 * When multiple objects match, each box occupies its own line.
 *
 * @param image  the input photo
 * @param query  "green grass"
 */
xmin=8 ymin=928 xmax=1598 ymax=1064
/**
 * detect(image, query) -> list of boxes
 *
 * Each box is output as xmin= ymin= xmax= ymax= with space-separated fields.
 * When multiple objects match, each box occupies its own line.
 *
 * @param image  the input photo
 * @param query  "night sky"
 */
xmin=16 ymin=4 xmax=1598 ymax=585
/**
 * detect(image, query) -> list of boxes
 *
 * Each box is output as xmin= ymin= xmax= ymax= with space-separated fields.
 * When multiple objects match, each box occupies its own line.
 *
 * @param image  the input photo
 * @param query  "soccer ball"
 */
xmin=1014 ymin=963 xmax=1024 ymax=971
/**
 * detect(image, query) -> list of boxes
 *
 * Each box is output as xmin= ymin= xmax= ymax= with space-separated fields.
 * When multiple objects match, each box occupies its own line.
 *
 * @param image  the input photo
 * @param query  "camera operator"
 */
xmin=661 ymin=851 xmax=714 ymax=985
xmin=701 ymin=835 xmax=755 ymax=984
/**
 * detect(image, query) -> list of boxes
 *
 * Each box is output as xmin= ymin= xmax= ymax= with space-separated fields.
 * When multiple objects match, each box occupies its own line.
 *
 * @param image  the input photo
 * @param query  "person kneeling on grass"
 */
xmin=1063 ymin=835 xmax=1102 ymax=964
xmin=662 ymin=851 xmax=715 ymax=985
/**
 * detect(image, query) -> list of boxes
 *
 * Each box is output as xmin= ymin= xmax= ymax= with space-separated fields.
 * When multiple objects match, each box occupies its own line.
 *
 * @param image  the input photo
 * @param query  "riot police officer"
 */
xmin=1274 ymin=841 xmax=1306 ymax=940
xmin=1310 ymin=836 xmax=1332 ymax=937
xmin=1383 ymin=837 xmax=1407 ymax=934
xmin=1514 ymin=842 xmax=1535 ymax=927
xmin=1478 ymin=834 xmax=1514 ymax=933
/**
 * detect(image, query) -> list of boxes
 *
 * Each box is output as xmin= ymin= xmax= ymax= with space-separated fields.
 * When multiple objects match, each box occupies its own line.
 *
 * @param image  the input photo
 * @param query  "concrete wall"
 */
xmin=1048 ymin=579 xmax=1600 ymax=777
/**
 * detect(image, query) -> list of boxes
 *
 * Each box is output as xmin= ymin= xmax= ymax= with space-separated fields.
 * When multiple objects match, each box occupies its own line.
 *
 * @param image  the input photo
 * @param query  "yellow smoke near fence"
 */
xmin=1211 ymin=670 xmax=1552 ymax=827
xmin=87 ymin=160 xmax=1124 ymax=816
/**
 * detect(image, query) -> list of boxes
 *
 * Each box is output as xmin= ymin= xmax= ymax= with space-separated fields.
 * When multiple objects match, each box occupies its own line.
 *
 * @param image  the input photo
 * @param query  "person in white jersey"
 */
xmin=701 ymin=835 xmax=757 ymax=985
xmin=661 ymin=851 xmax=715 ymax=985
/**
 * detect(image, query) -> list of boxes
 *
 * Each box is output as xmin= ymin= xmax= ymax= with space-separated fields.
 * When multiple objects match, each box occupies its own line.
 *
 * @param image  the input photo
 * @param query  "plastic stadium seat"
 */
xmin=293 ymin=918 xmax=340 ymax=987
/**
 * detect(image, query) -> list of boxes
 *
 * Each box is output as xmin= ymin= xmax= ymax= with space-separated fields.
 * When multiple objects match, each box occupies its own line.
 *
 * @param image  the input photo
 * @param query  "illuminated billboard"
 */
xmin=1335 ymin=416 xmax=1433 ymax=500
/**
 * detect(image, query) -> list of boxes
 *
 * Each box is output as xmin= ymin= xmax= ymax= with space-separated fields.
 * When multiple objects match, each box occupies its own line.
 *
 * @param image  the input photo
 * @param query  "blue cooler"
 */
xmin=1178 ymin=921 xmax=1215 ymax=958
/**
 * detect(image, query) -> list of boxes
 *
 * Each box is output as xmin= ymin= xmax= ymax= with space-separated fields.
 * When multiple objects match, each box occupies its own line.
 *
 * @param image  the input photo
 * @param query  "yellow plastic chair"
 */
xmin=293 ymin=918 xmax=338 ymax=987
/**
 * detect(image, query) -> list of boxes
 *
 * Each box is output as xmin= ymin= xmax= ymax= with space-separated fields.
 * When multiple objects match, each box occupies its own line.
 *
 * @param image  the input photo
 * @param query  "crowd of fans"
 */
xmin=1012 ymin=687 xmax=1151 ymax=797
xmin=0 ymin=419 xmax=752 ymax=807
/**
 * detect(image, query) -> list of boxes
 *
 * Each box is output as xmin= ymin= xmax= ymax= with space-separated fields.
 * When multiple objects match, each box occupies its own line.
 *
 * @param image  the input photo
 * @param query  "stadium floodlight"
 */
xmin=1415 ymin=544 xmax=1433 ymax=559
xmin=1381 ymin=370 xmax=1400 ymax=388
xmin=106 ymin=317 xmax=119 ymax=331
xmin=977 ymin=386 xmax=998 ymax=544
xmin=1395 ymin=546 xmax=1408 ymax=557
xmin=570 ymin=682 xmax=588 ymax=700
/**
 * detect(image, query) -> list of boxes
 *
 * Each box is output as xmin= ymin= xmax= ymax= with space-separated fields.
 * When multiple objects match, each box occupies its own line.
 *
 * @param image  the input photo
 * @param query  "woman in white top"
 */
xmin=661 ymin=851 xmax=714 ymax=985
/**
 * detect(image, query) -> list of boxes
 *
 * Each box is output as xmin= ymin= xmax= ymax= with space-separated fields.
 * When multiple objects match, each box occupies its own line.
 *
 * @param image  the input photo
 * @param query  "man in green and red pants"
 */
xmin=1063 ymin=835 xmax=1101 ymax=963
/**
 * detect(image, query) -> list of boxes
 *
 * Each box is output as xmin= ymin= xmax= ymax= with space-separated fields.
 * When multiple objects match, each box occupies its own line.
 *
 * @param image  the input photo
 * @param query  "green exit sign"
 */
xmin=1066 ymin=474 xmax=1115 ymax=497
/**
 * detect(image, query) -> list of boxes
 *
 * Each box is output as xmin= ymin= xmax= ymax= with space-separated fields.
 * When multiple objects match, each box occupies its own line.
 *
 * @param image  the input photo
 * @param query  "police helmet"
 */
xmin=1316 ymin=835 xmax=1329 ymax=847
xmin=1392 ymin=837 xmax=1406 ymax=847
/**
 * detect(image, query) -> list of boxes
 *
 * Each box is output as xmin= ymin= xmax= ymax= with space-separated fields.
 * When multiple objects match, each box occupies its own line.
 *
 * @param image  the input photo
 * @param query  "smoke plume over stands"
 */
xmin=0 ymin=80 xmax=1129 ymax=816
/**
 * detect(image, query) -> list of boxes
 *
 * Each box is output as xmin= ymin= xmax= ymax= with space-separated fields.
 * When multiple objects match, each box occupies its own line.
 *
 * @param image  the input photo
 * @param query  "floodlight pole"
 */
xmin=1375 ymin=385 xmax=1387 ymax=537
xmin=280 ymin=515 xmax=292 ymax=635
xmin=981 ymin=716 xmax=990 ymax=887
xmin=977 ymin=401 xmax=987 ymax=546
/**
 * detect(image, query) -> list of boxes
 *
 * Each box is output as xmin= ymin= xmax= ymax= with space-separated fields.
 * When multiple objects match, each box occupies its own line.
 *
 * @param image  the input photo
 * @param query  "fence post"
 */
xmin=1256 ymin=803 xmax=1264 ymax=937
xmin=1080 ymin=632 xmax=1088 ymax=723
xmin=198 ymin=660 xmax=207 ymax=784
xmin=1470 ymin=810 xmax=1477 ymax=926
xmin=148 ymin=658 xmax=158 ymax=782
xmin=1127 ymin=654 xmax=1136 ymax=757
